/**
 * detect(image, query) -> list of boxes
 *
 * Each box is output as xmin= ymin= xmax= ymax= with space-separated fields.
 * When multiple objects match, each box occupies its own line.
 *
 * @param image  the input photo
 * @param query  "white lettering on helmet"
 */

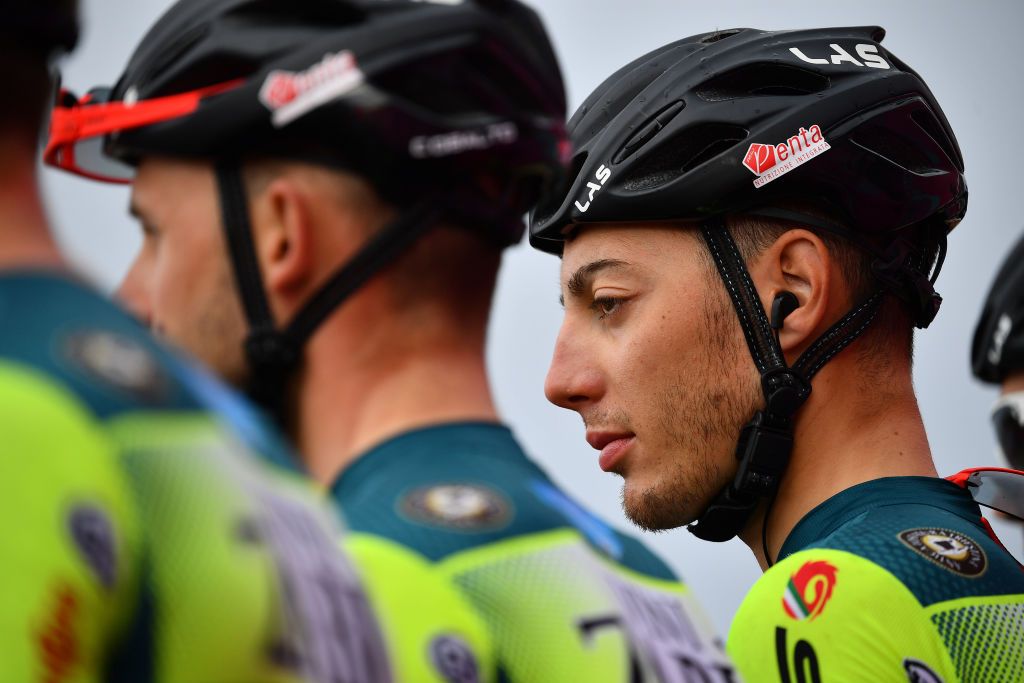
xmin=574 ymin=164 xmax=611 ymax=213
xmin=408 ymin=122 xmax=518 ymax=159
xmin=789 ymin=44 xmax=890 ymax=70
xmin=989 ymin=313 xmax=1014 ymax=365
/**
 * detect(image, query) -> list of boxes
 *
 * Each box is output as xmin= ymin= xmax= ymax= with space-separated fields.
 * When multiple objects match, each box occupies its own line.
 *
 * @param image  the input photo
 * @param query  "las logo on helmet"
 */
xmin=789 ymin=43 xmax=890 ymax=69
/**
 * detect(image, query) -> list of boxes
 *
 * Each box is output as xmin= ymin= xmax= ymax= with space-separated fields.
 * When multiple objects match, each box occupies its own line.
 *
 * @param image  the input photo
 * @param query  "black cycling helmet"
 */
xmin=531 ymin=25 xmax=964 ymax=327
xmin=47 ymin=0 xmax=567 ymax=416
xmin=529 ymin=27 xmax=966 ymax=549
xmin=1 ymin=1 xmax=79 ymax=56
xmin=972 ymin=232 xmax=1024 ymax=384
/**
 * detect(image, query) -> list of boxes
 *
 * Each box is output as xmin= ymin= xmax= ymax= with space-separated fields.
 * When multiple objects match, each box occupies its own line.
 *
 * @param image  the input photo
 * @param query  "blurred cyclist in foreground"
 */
xmin=7 ymin=2 xmax=490 ymax=681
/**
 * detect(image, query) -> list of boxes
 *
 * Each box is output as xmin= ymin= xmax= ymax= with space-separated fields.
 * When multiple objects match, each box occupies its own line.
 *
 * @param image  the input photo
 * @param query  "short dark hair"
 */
xmin=723 ymin=212 xmax=915 ymax=364
xmin=0 ymin=49 xmax=53 ymax=139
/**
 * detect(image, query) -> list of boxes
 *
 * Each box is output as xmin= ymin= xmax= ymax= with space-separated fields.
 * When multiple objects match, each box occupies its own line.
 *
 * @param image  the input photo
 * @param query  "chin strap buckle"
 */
xmin=243 ymin=328 xmax=300 ymax=413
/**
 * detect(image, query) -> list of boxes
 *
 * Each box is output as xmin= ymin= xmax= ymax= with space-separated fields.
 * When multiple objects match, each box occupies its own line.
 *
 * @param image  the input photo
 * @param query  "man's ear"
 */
xmin=250 ymin=176 xmax=314 ymax=295
xmin=747 ymin=228 xmax=833 ymax=358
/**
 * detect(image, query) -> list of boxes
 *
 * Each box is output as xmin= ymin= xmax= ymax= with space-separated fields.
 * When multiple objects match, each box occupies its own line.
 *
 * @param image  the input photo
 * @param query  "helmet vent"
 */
xmin=699 ymin=29 xmax=743 ymax=44
xmin=623 ymin=123 xmax=747 ymax=191
xmin=910 ymin=108 xmax=962 ymax=171
xmin=612 ymin=100 xmax=685 ymax=164
xmin=696 ymin=63 xmax=829 ymax=101
xmin=850 ymin=124 xmax=945 ymax=176
xmin=533 ymin=150 xmax=589 ymax=225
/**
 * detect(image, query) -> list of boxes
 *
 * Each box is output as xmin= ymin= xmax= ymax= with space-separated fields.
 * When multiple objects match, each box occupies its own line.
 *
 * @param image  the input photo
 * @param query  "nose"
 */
xmin=116 ymin=257 xmax=153 ymax=328
xmin=544 ymin=322 xmax=604 ymax=411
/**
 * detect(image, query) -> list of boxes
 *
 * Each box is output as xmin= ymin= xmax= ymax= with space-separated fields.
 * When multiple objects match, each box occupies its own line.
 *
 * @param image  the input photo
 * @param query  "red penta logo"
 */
xmin=782 ymin=560 xmax=838 ymax=621
xmin=741 ymin=124 xmax=831 ymax=188
xmin=258 ymin=50 xmax=360 ymax=112
xmin=260 ymin=74 xmax=299 ymax=110
xmin=743 ymin=143 xmax=777 ymax=175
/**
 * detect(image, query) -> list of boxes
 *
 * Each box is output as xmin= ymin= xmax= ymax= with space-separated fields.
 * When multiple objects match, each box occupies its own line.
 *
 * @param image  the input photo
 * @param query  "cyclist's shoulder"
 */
xmin=804 ymin=499 xmax=1024 ymax=607
xmin=0 ymin=271 xmax=201 ymax=420
xmin=332 ymin=422 xmax=677 ymax=580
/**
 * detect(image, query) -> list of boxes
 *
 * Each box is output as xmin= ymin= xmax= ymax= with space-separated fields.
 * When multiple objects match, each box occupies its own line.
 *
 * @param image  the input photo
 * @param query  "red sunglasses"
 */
xmin=947 ymin=466 xmax=1024 ymax=522
xmin=44 ymin=79 xmax=243 ymax=183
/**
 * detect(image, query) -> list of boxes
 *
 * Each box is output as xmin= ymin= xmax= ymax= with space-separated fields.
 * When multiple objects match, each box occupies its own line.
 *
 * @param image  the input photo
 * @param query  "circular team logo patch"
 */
xmin=400 ymin=484 xmax=510 ymax=531
xmin=63 ymin=330 xmax=168 ymax=402
xmin=782 ymin=559 xmax=838 ymax=621
xmin=430 ymin=635 xmax=479 ymax=683
xmin=897 ymin=527 xmax=987 ymax=577
xmin=67 ymin=503 xmax=118 ymax=590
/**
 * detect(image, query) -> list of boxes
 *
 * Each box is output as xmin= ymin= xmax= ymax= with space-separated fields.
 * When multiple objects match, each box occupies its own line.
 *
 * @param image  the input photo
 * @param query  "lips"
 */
xmin=586 ymin=430 xmax=635 ymax=472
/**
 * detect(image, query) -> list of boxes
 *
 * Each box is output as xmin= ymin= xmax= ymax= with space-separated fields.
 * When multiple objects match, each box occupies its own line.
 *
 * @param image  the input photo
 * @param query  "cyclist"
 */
xmin=973 ymin=231 xmax=1024 ymax=471
xmin=972 ymin=230 xmax=1024 ymax=550
xmin=531 ymin=26 xmax=1024 ymax=682
xmin=2 ymin=2 xmax=402 ymax=681
xmin=45 ymin=0 xmax=736 ymax=680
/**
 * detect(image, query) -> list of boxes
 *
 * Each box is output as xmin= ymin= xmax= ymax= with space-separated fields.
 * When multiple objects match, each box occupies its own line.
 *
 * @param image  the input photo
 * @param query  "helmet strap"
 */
xmin=687 ymin=218 xmax=883 ymax=552
xmin=214 ymin=160 xmax=439 ymax=423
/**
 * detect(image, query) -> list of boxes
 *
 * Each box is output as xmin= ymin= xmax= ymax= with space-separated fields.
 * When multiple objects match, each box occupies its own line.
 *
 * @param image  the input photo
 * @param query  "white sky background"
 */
xmin=44 ymin=0 xmax=1024 ymax=634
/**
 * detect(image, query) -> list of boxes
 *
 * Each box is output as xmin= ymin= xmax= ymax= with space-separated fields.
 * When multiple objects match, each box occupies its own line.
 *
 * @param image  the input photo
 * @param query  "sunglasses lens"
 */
xmin=69 ymin=135 xmax=135 ymax=181
xmin=967 ymin=469 xmax=1024 ymax=521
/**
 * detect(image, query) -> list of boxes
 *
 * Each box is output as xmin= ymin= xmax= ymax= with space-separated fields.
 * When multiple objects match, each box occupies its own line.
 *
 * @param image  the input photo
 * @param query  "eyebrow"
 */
xmin=561 ymin=258 xmax=630 ymax=305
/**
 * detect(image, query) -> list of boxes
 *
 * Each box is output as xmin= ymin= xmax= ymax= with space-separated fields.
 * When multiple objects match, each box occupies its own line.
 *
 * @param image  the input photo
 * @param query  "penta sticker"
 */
xmin=259 ymin=50 xmax=364 ymax=128
xmin=782 ymin=559 xmax=838 ymax=621
xmin=897 ymin=527 xmax=987 ymax=577
xmin=400 ymin=484 xmax=510 ymax=531
xmin=742 ymin=124 xmax=830 ymax=188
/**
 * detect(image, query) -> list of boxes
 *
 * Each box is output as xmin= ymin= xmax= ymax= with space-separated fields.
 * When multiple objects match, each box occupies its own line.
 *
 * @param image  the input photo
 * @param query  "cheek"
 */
xmin=150 ymin=235 xmax=219 ymax=323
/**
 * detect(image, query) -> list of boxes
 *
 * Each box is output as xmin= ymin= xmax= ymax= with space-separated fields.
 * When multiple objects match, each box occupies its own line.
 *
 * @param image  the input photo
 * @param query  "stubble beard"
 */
xmin=178 ymin=260 xmax=250 ymax=388
xmin=622 ymin=285 xmax=760 ymax=532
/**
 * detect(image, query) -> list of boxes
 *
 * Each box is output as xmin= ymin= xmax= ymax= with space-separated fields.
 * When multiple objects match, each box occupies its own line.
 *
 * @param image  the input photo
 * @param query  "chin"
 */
xmin=620 ymin=479 xmax=695 ymax=533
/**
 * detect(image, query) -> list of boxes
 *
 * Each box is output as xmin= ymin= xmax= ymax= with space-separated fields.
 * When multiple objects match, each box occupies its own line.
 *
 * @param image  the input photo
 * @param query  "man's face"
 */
xmin=118 ymin=158 xmax=248 ymax=385
xmin=545 ymin=224 xmax=760 ymax=531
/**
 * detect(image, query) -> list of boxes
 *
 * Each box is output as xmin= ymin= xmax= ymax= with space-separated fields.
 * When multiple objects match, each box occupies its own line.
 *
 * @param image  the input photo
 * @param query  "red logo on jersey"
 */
xmin=36 ymin=584 xmax=80 ymax=683
xmin=782 ymin=560 xmax=837 ymax=621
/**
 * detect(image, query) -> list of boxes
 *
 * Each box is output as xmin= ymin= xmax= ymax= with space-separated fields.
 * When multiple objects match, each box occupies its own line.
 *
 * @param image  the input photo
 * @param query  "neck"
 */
xmin=739 ymin=354 xmax=936 ymax=570
xmin=0 ymin=142 xmax=64 ymax=270
xmin=293 ymin=310 xmax=498 ymax=484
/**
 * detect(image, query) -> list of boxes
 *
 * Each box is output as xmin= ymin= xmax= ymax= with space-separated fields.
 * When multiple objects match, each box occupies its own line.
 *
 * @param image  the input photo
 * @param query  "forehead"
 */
xmin=131 ymin=157 xmax=212 ymax=215
xmin=559 ymin=222 xmax=700 ymax=277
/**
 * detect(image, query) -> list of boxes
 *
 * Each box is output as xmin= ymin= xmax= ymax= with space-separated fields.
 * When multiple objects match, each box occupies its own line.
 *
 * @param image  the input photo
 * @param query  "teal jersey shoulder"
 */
xmin=729 ymin=476 xmax=1024 ymax=683
xmin=332 ymin=422 xmax=737 ymax=683
xmin=0 ymin=271 xmax=299 ymax=471
xmin=332 ymin=421 xmax=674 ymax=580
xmin=781 ymin=476 xmax=1024 ymax=605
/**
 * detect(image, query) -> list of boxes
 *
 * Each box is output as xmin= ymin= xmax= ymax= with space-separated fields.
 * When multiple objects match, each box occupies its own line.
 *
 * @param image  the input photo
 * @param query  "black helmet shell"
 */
xmin=529 ymin=26 xmax=966 ymax=256
xmin=972 ymin=232 xmax=1024 ymax=384
xmin=1 ymin=1 xmax=79 ymax=56
xmin=104 ymin=0 xmax=568 ymax=245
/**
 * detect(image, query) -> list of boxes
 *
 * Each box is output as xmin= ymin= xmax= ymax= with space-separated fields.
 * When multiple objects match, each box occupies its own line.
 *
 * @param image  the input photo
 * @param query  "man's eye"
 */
xmin=592 ymin=296 xmax=622 ymax=319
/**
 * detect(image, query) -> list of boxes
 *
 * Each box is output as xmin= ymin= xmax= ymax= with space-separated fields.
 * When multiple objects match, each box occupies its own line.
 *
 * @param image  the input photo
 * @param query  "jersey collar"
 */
xmin=779 ymin=476 xmax=983 ymax=561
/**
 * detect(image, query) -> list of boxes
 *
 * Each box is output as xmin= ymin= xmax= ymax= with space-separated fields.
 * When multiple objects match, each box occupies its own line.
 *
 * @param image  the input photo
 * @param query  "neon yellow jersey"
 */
xmin=0 ymin=272 xmax=490 ymax=682
xmin=332 ymin=422 xmax=738 ymax=682
xmin=727 ymin=477 xmax=1024 ymax=682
